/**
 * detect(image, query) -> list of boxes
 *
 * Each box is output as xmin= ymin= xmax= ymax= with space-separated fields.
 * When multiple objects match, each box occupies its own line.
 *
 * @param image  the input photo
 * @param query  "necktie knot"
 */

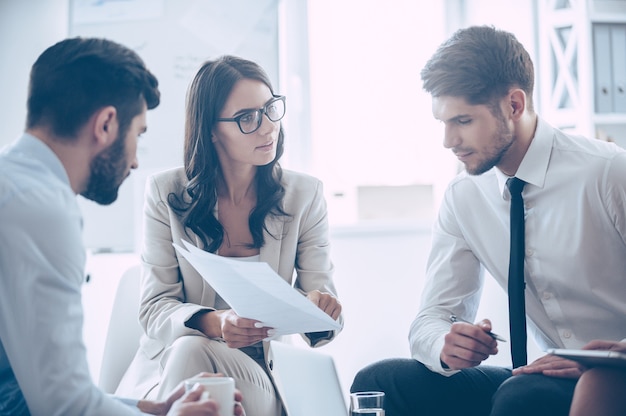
xmin=507 ymin=177 xmax=526 ymax=197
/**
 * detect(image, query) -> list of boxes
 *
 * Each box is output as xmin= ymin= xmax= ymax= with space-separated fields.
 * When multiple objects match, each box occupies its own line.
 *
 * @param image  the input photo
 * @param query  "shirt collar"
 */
xmin=495 ymin=116 xmax=553 ymax=199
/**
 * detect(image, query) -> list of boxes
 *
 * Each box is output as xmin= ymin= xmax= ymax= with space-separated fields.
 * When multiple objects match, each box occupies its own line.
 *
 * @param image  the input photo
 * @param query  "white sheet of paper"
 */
xmin=174 ymin=241 xmax=341 ymax=337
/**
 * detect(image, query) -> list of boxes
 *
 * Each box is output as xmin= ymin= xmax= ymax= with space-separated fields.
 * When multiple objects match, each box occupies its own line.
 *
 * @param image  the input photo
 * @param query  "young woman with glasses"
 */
xmin=116 ymin=55 xmax=343 ymax=416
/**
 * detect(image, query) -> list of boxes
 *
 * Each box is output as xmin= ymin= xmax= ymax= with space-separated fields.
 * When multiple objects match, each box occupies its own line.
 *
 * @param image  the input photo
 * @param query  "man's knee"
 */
xmin=351 ymin=358 xmax=424 ymax=393
xmin=492 ymin=374 xmax=576 ymax=416
xmin=352 ymin=360 xmax=501 ymax=416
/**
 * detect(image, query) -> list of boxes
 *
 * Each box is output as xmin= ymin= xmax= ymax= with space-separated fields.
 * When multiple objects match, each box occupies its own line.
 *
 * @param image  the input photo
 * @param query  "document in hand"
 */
xmin=173 ymin=241 xmax=342 ymax=337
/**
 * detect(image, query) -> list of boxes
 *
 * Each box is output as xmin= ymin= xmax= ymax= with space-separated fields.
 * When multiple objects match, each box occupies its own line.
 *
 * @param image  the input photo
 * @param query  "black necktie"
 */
xmin=507 ymin=177 xmax=527 ymax=368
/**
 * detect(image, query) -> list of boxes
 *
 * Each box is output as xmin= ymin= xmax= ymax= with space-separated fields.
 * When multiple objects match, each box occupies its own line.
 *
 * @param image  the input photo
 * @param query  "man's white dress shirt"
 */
xmin=0 ymin=134 xmax=142 ymax=415
xmin=410 ymin=118 xmax=626 ymax=374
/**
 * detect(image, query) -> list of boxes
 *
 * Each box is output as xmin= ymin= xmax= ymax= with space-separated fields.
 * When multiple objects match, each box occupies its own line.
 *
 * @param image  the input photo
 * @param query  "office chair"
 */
xmin=98 ymin=264 xmax=143 ymax=394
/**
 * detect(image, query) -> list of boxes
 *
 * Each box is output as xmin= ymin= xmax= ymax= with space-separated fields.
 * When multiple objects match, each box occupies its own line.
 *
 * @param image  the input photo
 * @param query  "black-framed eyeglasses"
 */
xmin=217 ymin=95 xmax=286 ymax=134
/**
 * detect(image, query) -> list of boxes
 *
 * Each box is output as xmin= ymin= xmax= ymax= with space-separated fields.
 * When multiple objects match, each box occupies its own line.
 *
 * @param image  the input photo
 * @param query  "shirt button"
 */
xmin=542 ymin=292 xmax=552 ymax=300
xmin=525 ymin=248 xmax=534 ymax=256
xmin=563 ymin=330 xmax=572 ymax=339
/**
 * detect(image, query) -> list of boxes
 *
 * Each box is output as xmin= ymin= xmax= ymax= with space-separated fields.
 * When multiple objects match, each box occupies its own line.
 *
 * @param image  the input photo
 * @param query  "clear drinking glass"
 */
xmin=349 ymin=391 xmax=385 ymax=416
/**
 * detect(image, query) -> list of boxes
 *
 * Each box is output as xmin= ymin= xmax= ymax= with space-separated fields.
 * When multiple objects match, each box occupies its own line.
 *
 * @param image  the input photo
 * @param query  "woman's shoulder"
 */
xmin=281 ymin=169 xmax=325 ymax=208
xmin=148 ymin=166 xmax=188 ymax=191
xmin=281 ymin=169 xmax=323 ymax=190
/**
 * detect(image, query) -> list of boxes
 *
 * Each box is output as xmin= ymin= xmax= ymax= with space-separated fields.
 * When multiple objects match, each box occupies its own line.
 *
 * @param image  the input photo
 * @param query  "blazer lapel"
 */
xmin=260 ymin=216 xmax=283 ymax=278
xmin=188 ymin=230 xmax=218 ymax=306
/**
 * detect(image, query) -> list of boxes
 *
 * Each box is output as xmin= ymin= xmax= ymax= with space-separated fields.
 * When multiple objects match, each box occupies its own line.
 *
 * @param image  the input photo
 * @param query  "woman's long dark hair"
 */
xmin=169 ymin=55 xmax=289 ymax=253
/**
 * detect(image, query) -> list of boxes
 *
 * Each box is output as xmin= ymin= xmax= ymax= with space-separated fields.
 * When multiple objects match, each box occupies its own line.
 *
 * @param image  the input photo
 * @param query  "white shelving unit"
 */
xmin=537 ymin=0 xmax=626 ymax=147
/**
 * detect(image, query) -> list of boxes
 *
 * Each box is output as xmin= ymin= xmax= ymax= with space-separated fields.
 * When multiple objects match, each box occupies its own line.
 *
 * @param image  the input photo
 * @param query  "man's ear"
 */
xmin=93 ymin=106 xmax=118 ymax=150
xmin=508 ymin=89 xmax=526 ymax=121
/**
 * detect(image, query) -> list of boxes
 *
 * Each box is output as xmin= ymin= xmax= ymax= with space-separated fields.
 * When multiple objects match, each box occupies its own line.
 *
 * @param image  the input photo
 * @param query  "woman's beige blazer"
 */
xmin=116 ymin=166 xmax=342 ymax=397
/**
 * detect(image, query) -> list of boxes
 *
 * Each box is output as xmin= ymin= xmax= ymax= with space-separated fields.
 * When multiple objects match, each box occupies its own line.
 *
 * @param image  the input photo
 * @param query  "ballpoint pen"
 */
xmin=449 ymin=314 xmax=507 ymax=342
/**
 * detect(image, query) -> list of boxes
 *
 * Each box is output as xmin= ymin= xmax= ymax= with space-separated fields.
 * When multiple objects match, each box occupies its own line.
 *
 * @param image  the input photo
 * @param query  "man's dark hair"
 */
xmin=27 ymin=37 xmax=160 ymax=139
xmin=421 ymin=25 xmax=535 ymax=112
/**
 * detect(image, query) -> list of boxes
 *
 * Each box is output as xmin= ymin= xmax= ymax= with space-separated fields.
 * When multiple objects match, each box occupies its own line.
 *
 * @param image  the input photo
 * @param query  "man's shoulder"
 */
xmin=0 ymin=156 xmax=72 ymax=212
xmin=553 ymin=128 xmax=626 ymax=160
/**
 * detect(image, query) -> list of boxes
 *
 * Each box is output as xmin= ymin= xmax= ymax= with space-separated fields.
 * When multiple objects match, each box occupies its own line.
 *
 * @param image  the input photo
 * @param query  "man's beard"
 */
xmin=466 ymin=115 xmax=514 ymax=175
xmin=81 ymin=131 xmax=129 ymax=205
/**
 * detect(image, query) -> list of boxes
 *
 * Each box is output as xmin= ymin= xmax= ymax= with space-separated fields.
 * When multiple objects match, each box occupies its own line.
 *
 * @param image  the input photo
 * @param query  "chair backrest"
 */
xmin=98 ymin=264 xmax=143 ymax=393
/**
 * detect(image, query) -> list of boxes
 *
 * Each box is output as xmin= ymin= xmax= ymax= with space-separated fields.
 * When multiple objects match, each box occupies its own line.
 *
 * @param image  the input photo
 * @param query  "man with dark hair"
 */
xmin=0 ymin=37 xmax=243 ymax=415
xmin=351 ymin=25 xmax=626 ymax=416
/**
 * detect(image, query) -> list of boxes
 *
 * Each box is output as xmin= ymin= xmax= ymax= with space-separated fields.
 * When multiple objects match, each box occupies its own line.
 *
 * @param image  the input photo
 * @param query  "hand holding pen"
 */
xmin=449 ymin=314 xmax=507 ymax=342
xmin=441 ymin=314 xmax=505 ymax=370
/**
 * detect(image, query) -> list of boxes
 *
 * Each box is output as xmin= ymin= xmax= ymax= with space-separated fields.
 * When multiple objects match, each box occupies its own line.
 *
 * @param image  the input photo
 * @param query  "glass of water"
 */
xmin=349 ymin=391 xmax=385 ymax=416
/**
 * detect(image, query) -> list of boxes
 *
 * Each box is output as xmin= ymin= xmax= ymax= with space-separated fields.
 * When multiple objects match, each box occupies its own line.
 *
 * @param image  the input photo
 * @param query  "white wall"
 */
xmin=0 ymin=0 xmax=69 ymax=148
xmin=307 ymin=0 xmax=457 ymax=225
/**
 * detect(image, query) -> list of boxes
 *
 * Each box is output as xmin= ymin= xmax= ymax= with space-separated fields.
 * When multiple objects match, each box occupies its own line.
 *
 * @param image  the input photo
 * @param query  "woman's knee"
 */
xmin=169 ymin=335 xmax=212 ymax=353
xmin=163 ymin=336 xmax=226 ymax=370
xmin=570 ymin=368 xmax=626 ymax=416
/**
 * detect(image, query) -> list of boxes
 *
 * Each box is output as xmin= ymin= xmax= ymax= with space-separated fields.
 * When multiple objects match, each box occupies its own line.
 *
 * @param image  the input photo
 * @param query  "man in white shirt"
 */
xmin=0 ymin=37 xmax=243 ymax=416
xmin=351 ymin=25 xmax=626 ymax=416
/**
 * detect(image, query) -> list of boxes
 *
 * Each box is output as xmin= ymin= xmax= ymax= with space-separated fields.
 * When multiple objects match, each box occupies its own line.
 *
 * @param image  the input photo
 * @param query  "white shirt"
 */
xmin=409 ymin=117 xmax=626 ymax=374
xmin=0 ymin=134 xmax=142 ymax=415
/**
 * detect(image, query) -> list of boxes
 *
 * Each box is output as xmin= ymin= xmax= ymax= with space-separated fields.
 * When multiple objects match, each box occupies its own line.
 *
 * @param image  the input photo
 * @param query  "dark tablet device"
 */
xmin=547 ymin=348 xmax=626 ymax=368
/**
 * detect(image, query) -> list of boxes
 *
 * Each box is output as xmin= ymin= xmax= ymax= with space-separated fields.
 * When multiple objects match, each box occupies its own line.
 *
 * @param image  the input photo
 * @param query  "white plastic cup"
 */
xmin=184 ymin=376 xmax=235 ymax=414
